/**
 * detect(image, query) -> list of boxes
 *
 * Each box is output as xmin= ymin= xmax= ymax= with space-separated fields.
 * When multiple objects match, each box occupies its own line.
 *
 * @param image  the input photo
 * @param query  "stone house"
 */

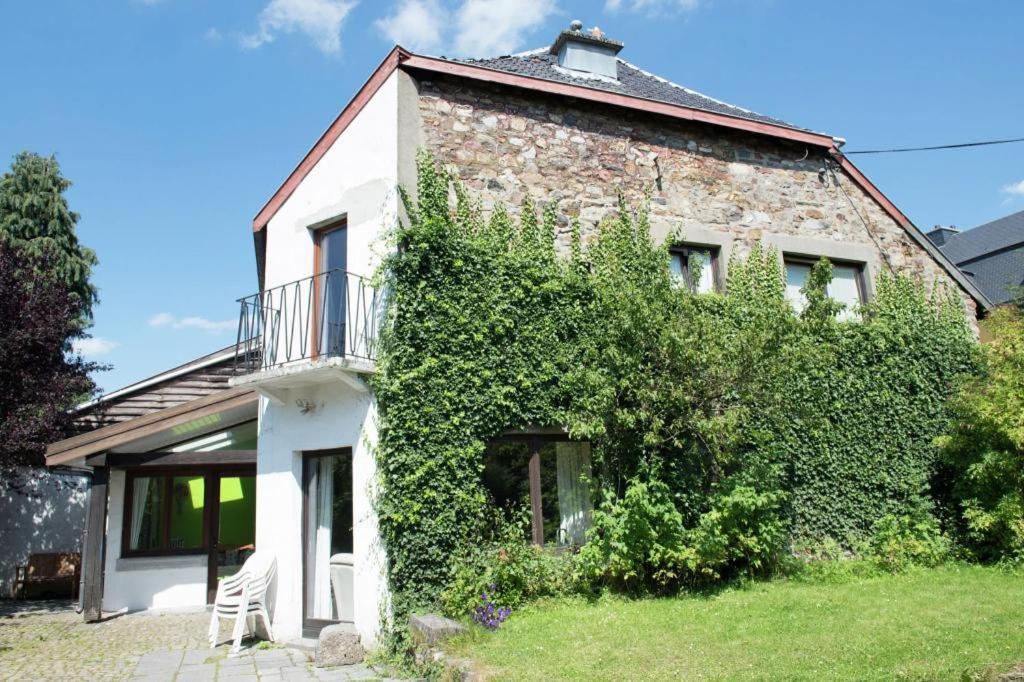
xmin=45 ymin=21 xmax=990 ymax=651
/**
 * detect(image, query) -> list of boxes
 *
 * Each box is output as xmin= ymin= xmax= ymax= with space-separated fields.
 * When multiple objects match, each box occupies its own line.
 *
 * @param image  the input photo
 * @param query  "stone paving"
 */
xmin=0 ymin=600 xmax=398 ymax=681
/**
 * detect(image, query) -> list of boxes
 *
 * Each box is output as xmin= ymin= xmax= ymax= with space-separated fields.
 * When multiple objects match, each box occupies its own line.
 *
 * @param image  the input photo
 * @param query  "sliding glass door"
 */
xmin=302 ymin=449 xmax=354 ymax=635
xmin=209 ymin=473 xmax=257 ymax=600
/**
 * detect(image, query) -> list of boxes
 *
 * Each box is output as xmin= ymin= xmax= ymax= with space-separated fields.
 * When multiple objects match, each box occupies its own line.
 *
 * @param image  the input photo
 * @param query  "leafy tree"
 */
xmin=0 ymin=152 xmax=98 ymax=322
xmin=0 ymin=243 xmax=100 ymax=469
xmin=938 ymin=307 xmax=1024 ymax=560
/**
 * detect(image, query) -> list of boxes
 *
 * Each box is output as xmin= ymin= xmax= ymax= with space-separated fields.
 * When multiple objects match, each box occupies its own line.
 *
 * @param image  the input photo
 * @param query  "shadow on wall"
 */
xmin=0 ymin=466 xmax=89 ymax=598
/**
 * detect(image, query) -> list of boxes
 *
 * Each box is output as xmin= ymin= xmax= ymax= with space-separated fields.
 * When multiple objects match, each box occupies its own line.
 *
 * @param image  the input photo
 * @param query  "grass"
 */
xmin=446 ymin=564 xmax=1024 ymax=681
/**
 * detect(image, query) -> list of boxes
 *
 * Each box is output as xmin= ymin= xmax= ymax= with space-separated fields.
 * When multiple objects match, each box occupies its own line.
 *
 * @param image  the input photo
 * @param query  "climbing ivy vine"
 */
xmin=372 ymin=152 xmax=979 ymax=635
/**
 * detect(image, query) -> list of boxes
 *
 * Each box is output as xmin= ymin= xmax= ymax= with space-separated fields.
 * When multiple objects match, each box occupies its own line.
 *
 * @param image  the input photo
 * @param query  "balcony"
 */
xmin=230 ymin=269 xmax=382 ymax=400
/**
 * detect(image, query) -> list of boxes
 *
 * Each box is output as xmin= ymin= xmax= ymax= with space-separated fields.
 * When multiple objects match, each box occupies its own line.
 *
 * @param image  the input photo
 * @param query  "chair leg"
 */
xmin=229 ymin=610 xmax=247 ymax=656
xmin=208 ymin=612 xmax=220 ymax=648
xmin=257 ymin=607 xmax=274 ymax=642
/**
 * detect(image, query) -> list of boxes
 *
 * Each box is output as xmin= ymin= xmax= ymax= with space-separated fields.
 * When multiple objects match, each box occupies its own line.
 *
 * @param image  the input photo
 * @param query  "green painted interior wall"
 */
xmin=168 ymin=476 xmax=205 ymax=548
xmin=218 ymin=476 xmax=256 ymax=546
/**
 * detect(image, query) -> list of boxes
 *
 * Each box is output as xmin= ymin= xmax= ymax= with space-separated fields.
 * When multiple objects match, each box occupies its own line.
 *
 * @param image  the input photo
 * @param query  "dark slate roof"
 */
xmin=446 ymin=51 xmax=809 ymax=132
xmin=938 ymin=210 xmax=1024 ymax=305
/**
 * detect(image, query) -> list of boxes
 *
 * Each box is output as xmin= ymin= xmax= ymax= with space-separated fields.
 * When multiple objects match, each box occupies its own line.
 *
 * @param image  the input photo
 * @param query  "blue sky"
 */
xmin=1 ymin=0 xmax=1021 ymax=393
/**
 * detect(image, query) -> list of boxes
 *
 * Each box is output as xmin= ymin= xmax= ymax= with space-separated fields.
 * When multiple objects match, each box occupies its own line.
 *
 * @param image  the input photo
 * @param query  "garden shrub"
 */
xmin=863 ymin=506 xmax=951 ymax=572
xmin=688 ymin=485 xmax=789 ymax=580
xmin=938 ymin=307 xmax=1024 ymax=561
xmin=576 ymin=475 xmax=691 ymax=593
xmin=441 ymin=510 xmax=579 ymax=618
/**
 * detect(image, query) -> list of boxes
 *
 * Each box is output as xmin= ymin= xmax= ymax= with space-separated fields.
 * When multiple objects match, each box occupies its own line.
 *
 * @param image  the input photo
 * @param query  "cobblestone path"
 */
xmin=0 ymin=601 xmax=391 ymax=681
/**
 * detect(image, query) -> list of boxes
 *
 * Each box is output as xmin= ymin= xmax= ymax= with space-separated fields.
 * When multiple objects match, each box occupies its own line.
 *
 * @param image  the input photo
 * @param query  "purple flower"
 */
xmin=472 ymin=588 xmax=512 ymax=630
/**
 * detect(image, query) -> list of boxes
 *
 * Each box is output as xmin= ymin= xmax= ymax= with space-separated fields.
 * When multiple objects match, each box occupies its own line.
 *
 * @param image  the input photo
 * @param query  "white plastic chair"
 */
xmin=208 ymin=551 xmax=277 ymax=655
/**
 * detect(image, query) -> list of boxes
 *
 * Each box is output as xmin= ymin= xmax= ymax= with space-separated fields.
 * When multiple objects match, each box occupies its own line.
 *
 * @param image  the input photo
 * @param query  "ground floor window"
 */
xmin=126 ymin=473 xmax=206 ymax=553
xmin=482 ymin=437 xmax=594 ymax=547
xmin=122 ymin=469 xmax=256 ymax=562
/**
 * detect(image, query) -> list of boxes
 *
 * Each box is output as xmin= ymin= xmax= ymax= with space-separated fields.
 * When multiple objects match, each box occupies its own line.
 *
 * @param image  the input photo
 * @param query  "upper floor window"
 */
xmin=670 ymin=245 xmax=719 ymax=294
xmin=784 ymin=256 xmax=865 ymax=320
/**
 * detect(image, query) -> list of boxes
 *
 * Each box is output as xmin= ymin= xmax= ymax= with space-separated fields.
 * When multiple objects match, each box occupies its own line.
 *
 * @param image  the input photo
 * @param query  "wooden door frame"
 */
xmin=203 ymin=466 xmax=257 ymax=603
xmin=300 ymin=447 xmax=354 ymax=638
xmin=310 ymin=218 xmax=348 ymax=360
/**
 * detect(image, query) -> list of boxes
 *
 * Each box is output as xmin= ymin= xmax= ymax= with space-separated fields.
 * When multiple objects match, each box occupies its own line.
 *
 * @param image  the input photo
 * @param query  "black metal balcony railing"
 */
xmin=235 ymin=269 xmax=381 ymax=373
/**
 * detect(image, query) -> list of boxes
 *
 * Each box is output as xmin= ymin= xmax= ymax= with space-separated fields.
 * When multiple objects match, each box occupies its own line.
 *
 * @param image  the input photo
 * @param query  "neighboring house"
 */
xmin=45 ymin=22 xmax=990 ymax=648
xmin=926 ymin=210 xmax=1024 ymax=306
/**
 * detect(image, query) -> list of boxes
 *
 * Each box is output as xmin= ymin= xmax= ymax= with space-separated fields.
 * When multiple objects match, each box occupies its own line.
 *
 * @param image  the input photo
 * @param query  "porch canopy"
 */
xmin=46 ymin=387 xmax=258 ymax=468
xmin=45 ymin=387 xmax=259 ymax=622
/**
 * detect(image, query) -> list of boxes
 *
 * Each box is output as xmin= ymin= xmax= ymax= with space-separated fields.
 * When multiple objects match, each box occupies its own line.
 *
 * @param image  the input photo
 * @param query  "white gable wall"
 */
xmin=263 ymin=71 xmax=400 ymax=290
xmin=256 ymin=71 xmax=399 ymax=646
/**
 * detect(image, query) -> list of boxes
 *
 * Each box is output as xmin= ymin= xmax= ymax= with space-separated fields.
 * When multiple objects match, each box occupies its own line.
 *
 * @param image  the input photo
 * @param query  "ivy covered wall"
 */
xmin=373 ymin=153 xmax=979 ymax=629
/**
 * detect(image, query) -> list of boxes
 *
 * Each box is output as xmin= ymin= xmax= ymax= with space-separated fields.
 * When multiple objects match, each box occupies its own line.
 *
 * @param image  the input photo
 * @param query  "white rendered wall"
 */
xmin=0 ymin=466 xmax=88 ymax=598
xmin=256 ymin=386 xmax=383 ymax=645
xmin=257 ymin=70 xmax=398 ymax=645
xmin=102 ymin=469 xmax=208 ymax=612
xmin=263 ymin=71 xmax=400 ymax=291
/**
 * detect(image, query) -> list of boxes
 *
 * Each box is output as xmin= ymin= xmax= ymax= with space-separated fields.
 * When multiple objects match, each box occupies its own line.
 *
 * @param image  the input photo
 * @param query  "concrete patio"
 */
xmin=0 ymin=600 xmax=398 ymax=681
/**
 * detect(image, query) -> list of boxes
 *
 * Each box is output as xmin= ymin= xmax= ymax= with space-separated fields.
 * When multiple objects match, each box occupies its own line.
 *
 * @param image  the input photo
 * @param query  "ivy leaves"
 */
xmin=374 ymin=152 xmax=979 ymax=638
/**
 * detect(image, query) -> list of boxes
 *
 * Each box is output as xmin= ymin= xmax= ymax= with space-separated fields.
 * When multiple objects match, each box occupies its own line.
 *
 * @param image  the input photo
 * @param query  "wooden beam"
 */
xmin=528 ymin=449 xmax=544 ymax=546
xmin=104 ymin=450 xmax=257 ymax=468
xmin=82 ymin=466 xmax=108 ymax=623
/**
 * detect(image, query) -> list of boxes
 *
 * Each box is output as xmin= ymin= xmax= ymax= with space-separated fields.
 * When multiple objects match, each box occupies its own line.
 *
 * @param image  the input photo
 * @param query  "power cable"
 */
xmin=844 ymin=136 xmax=1024 ymax=155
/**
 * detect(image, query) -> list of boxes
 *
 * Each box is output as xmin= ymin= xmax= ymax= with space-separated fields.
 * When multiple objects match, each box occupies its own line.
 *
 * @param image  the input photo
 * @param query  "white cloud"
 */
xmin=605 ymin=0 xmax=699 ymax=12
xmin=73 ymin=337 xmax=120 ymax=357
xmin=1002 ymin=179 xmax=1024 ymax=198
xmin=149 ymin=312 xmax=236 ymax=333
xmin=204 ymin=27 xmax=223 ymax=44
xmin=376 ymin=0 xmax=448 ymax=53
xmin=453 ymin=0 xmax=556 ymax=56
xmin=242 ymin=0 xmax=357 ymax=55
xmin=148 ymin=312 xmax=175 ymax=327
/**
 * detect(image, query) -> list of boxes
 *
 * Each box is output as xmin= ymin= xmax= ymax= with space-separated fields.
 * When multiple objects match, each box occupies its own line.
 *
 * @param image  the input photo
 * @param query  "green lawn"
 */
xmin=447 ymin=565 xmax=1024 ymax=681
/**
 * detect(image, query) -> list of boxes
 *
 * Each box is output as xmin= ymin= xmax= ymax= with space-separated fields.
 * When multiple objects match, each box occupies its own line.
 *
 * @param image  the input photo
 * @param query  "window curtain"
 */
xmin=691 ymin=251 xmax=714 ymax=294
xmin=130 ymin=477 xmax=153 ymax=550
xmin=555 ymin=443 xmax=594 ymax=546
xmin=784 ymin=262 xmax=812 ymax=313
xmin=313 ymin=458 xmax=335 ymax=620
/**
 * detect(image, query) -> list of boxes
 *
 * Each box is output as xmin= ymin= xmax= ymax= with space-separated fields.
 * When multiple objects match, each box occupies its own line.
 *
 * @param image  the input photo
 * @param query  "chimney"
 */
xmin=925 ymin=225 xmax=959 ymax=247
xmin=549 ymin=20 xmax=624 ymax=80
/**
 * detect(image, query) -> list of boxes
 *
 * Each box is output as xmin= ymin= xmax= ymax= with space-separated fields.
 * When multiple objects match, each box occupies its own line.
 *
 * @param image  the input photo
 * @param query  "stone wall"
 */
xmin=413 ymin=75 xmax=978 ymax=320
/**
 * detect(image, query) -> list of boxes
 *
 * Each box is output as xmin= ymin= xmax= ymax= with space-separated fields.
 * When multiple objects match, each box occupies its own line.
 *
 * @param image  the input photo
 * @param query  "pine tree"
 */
xmin=0 ymin=152 xmax=98 ymax=321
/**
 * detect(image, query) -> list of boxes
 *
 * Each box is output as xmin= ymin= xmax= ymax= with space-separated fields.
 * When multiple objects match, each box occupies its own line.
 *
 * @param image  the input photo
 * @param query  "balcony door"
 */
xmin=313 ymin=220 xmax=347 ymax=358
